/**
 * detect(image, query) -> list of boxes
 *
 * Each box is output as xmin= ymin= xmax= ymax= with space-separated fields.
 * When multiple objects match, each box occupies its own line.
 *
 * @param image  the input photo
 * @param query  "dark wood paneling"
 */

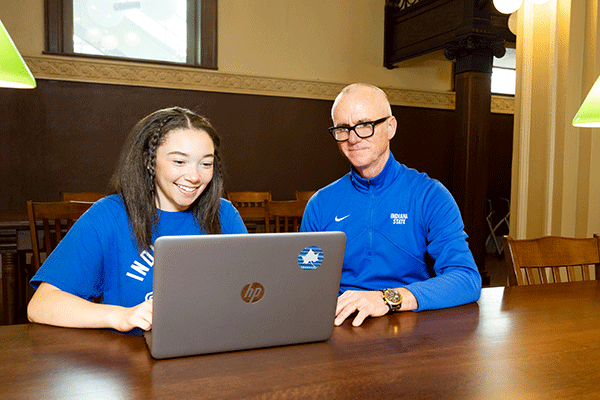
xmin=488 ymin=110 xmax=513 ymax=200
xmin=0 ymin=80 xmax=512 ymax=217
xmin=389 ymin=105 xmax=455 ymax=185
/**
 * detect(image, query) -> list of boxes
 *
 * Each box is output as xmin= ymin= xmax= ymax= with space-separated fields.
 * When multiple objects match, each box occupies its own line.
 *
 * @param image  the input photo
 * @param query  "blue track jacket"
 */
xmin=300 ymin=152 xmax=481 ymax=311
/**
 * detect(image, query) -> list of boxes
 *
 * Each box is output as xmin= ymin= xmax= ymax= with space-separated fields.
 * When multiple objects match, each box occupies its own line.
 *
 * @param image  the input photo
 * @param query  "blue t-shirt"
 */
xmin=300 ymin=152 xmax=481 ymax=311
xmin=31 ymin=195 xmax=247 ymax=309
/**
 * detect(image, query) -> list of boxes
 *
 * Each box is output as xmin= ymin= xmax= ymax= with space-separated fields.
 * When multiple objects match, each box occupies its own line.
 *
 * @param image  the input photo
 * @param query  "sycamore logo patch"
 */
xmin=298 ymin=246 xmax=324 ymax=270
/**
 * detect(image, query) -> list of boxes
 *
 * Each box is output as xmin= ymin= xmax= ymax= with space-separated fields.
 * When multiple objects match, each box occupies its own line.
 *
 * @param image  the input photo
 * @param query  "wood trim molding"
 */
xmin=23 ymin=55 xmax=513 ymax=114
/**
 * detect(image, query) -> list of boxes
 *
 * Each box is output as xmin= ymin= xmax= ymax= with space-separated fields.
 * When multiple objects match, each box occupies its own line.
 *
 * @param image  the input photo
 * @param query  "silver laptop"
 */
xmin=144 ymin=231 xmax=346 ymax=359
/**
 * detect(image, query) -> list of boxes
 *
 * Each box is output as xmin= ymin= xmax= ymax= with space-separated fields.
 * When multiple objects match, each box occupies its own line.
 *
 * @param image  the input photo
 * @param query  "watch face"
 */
xmin=385 ymin=290 xmax=402 ymax=305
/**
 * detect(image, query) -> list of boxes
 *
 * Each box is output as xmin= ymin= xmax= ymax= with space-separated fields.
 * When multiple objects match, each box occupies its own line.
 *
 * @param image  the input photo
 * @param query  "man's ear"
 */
xmin=387 ymin=116 xmax=397 ymax=140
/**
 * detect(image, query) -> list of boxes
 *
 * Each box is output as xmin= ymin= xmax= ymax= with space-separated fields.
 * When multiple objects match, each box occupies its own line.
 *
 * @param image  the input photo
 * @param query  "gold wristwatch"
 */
xmin=381 ymin=289 xmax=403 ymax=312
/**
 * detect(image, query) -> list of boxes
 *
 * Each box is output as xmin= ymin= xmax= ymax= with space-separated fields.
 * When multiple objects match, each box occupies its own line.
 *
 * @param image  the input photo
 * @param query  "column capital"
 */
xmin=444 ymin=33 xmax=506 ymax=74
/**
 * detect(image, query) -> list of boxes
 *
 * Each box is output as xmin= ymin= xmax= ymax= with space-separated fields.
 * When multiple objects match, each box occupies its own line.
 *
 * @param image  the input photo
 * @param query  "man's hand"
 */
xmin=335 ymin=290 xmax=389 ymax=327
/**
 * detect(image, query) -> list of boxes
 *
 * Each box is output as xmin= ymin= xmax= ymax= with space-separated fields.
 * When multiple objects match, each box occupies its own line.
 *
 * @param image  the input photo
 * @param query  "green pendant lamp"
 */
xmin=0 ymin=19 xmax=36 ymax=89
xmin=573 ymin=76 xmax=600 ymax=127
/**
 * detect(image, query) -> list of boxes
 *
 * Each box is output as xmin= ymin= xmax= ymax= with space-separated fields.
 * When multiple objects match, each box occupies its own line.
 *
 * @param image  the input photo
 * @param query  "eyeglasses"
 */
xmin=328 ymin=116 xmax=390 ymax=142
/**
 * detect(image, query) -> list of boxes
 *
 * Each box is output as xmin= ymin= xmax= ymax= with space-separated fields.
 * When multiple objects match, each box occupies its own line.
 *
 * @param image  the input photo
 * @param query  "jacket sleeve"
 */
xmin=404 ymin=181 xmax=482 ymax=311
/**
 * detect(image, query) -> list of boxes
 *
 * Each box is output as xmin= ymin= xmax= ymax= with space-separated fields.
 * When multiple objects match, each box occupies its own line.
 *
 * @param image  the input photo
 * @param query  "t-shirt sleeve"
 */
xmin=219 ymin=199 xmax=248 ymax=234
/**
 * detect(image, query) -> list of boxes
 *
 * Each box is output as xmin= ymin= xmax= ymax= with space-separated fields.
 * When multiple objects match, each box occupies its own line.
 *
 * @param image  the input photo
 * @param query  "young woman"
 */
xmin=28 ymin=107 xmax=247 ymax=334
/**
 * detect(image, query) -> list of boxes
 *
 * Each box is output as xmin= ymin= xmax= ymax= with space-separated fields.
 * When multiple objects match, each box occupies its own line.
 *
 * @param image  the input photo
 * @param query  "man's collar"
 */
xmin=350 ymin=151 xmax=399 ymax=190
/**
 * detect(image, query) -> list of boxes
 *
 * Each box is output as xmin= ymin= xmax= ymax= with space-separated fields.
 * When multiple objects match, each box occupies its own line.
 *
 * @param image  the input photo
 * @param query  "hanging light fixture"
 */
xmin=508 ymin=10 xmax=518 ymax=34
xmin=493 ymin=0 xmax=550 ymax=14
xmin=0 ymin=19 xmax=36 ymax=89
xmin=573 ymin=76 xmax=600 ymax=127
xmin=493 ymin=0 xmax=523 ymax=14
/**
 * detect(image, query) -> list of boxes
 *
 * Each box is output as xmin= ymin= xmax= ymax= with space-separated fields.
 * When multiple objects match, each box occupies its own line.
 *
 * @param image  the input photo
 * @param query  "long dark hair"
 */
xmin=109 ymin=107 xmax=223 ymax=250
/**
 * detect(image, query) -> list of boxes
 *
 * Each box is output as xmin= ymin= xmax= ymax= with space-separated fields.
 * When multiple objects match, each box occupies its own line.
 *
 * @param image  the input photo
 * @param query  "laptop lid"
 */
xmin=145 ymin=231 xmax=345 ymax=359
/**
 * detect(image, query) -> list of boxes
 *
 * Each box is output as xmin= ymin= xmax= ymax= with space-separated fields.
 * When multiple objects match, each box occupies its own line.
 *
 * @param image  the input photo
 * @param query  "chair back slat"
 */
xmin=225 ymin=191 xmax=272 ymax=232
xmin=566 ymin=266 xmax=575 ymax=281
xmin=54 ymin=219 xmax=63 ymax=244
xmin=60 ymin=192 xmax=106 ymax=202
xmin=27 ymin=201 xmax=94 ymax=274
xmin=503 ymin=235 xmax=600 ymax=286
xmin=266 ymin=200 xmax=307 ymax=233
xmin=551 ymin=267 xmax=561 ymax=283
xmin=541 ymin=268 xmax=550 ymax=284
xmin=583 ymin=265 xmax=591 ymax=280
xmin=294 ymin=190 xmax=317 ymax=201
xmin=42 ymin=220 xmax=52 ymax=263
xmin=274 ymin=215 xmax=298 ymax=232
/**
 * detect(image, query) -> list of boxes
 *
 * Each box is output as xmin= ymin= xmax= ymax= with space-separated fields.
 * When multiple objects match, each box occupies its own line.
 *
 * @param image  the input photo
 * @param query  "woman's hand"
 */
xmin=109 ymin=299 xmax=153 ymax=332
xmin=28 ymin=282 xmax=153 ymax=332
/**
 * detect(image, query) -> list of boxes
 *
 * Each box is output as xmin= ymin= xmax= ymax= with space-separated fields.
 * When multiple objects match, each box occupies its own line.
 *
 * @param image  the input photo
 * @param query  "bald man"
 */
xmin=300 ymin=83 xmax=482 ymax=327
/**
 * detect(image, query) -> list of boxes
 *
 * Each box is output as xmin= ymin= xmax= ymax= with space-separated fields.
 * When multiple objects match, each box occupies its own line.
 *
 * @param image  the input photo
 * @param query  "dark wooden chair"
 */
xmin=294 ymin=190 xmax=317 ymax=201
xmin=27 ymin=201 xmax=94 ymax=274
xmin=503 ymin=235 xmax=600 ymax=286
xmin=225 ymin=191 xmax=272 ymax=233
xmin=266 ymin=200 xmax=308 ymax=232
xmin=60 ymin=192 xmax=106 ymax=202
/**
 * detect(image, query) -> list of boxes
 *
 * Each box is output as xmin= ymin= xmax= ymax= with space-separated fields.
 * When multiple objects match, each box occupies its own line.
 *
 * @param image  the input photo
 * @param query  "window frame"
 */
xmin=44 ymin=0 xmax=218 ymax=70
xmin=491 ymin=46 xmax=516 ymax=97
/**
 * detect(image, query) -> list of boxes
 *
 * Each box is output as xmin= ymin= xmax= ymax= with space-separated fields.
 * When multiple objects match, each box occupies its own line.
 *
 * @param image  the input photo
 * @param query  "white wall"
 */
xmin=0 ymin=0 xmax=453 ymax=93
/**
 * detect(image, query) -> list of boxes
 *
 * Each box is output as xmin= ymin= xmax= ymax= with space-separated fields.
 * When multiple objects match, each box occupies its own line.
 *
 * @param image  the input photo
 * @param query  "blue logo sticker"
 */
xmin=298 ymin=246 xmax=324 ymax=270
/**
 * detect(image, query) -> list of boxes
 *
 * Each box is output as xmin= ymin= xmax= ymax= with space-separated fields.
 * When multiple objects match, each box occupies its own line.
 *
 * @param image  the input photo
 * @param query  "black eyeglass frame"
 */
xmin=328 ymin=116 xmax=391 ymax=142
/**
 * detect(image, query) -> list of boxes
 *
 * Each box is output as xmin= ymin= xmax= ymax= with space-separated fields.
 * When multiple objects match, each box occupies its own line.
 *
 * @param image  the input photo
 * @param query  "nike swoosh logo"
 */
xmin=335 ymin=215 xmax=350 ymax=222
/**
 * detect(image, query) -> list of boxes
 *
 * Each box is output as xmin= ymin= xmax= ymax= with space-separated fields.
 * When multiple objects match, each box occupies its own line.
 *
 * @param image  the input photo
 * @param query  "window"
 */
xmin=492 ymin=47 xmax=516 ymax=96
xmin=45 ymin=0 xmax=217 ymax=69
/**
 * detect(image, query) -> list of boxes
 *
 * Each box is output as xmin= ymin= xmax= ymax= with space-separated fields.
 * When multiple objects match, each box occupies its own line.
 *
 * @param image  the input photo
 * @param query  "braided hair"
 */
xmin=109 ymin=107 xmax=223 ymax=250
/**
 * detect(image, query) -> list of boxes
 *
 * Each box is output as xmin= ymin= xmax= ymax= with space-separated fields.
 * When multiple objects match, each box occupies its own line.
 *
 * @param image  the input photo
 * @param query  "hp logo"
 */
xmin=241 ymin=282 xmax=264 ymax=303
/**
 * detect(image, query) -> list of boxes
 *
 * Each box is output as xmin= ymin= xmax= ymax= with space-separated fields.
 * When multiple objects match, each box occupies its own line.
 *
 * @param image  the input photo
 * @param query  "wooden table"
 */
xmin=2 ymin=281 xmax=600 ymax=399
